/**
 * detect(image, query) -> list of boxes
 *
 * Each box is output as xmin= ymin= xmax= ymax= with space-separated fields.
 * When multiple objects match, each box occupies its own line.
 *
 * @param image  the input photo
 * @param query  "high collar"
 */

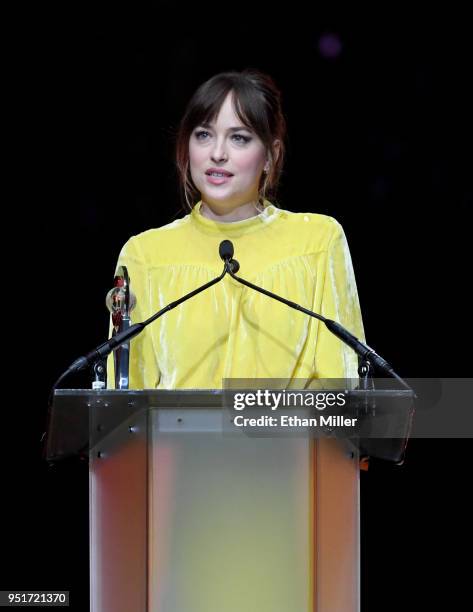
xmin=190 ymin=200 xmax=281 ymax=236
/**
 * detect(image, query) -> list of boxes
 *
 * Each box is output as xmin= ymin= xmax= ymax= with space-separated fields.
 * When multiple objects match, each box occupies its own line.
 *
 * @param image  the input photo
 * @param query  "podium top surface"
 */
xmin=46 ymin=387 xmax=415 ymax=463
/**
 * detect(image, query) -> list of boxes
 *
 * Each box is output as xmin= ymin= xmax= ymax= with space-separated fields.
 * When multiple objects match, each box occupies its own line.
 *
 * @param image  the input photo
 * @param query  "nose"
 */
xmin=210 ymin=137 xmax=228 ymax=163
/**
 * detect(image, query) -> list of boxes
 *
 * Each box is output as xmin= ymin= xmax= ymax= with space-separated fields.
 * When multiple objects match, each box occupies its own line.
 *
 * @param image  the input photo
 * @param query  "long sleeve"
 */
xmin=106 ymin=236 xmax=161 ymax=389
xmin=313 ymin=220 xmax=365 ymax=380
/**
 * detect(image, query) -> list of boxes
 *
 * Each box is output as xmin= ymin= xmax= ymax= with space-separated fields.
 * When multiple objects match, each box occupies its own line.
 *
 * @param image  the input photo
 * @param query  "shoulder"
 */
xmin=130 ymin=213 xmax=192 ymax=243
xmin=274 ymin=206 xmax=345 ymax=251
xmin=117 ymin=213 xmax=193 ymax=263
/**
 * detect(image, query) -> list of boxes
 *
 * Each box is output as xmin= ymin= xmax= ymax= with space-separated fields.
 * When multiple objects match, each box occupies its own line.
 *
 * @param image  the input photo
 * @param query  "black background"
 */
xmin=4 ymin=5 xmax=471 ymax=610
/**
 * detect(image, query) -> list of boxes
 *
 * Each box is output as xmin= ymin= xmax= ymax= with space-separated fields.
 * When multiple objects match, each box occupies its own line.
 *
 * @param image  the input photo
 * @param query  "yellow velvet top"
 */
xmin=107 ymin=200 xmax=365 ymax=389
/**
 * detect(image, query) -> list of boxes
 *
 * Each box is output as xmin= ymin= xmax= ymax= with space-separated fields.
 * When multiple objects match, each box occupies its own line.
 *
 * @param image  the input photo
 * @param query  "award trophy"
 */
xmin=105 ymin=265 xmax=136 ymax=389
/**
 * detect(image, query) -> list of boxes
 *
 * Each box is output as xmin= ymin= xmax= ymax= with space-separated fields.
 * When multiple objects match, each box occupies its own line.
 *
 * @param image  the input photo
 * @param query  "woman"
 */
xmin=104 ymin=70 xmax=366 ymax=612
xmin=108 ymin=69 xmax=365 ymax=390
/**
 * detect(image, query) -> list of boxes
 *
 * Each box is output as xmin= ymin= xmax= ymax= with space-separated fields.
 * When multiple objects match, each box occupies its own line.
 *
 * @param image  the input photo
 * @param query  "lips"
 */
xmin=206 ymin=173 xmax=233 ymax=185
xmin=205 ymin=168 xmax=234 ymax=177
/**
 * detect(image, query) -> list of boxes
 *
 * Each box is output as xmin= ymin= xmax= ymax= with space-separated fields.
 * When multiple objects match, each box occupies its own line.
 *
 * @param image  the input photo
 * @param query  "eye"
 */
xmin=195 ymin=130 xmax=210 ymax=140
xmin=232 ymin=134 xmax=252 ymax=144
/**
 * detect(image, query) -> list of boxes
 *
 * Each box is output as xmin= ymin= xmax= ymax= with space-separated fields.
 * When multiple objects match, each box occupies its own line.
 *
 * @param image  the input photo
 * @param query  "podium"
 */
xmin=46 ymin=388 xmax=414 ymax=612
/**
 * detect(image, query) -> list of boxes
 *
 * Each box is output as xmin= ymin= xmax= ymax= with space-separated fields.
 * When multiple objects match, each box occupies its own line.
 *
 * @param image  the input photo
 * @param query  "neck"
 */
xmin=200 ymin=200 xmax=264 ymax=222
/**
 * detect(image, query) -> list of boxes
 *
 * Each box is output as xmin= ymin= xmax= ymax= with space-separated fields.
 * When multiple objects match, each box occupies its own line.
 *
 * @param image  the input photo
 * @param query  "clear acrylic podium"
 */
xmin=46 ymin=388 xmax=403 ymax=612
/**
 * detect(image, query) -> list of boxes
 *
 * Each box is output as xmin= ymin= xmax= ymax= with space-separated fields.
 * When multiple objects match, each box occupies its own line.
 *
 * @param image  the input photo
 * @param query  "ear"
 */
xmin=272 ymin=139 xmax=281 ymax=163
xmin=265 ymin=140 xmax=281 ymax=173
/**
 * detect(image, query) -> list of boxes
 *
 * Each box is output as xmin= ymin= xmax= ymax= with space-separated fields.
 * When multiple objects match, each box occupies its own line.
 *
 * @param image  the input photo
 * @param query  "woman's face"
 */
xmin=188 ymin=92 xmax=268 ymax=212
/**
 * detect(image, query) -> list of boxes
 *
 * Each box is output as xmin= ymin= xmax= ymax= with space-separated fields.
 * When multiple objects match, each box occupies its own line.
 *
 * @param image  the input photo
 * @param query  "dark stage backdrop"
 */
xmin=4 ymin=6 xmax=471 ymax=611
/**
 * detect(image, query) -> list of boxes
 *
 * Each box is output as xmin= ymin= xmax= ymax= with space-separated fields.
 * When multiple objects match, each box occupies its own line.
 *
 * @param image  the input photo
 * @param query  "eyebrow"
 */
xmin=199 ymin=122 xmax=251 ymax=132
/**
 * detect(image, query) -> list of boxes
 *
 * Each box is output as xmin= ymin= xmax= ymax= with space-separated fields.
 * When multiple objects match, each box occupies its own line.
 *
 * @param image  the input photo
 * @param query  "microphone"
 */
xmin=219 ymin=239 xmax=234 ymax=262
xmin=223 ymin=241 xmax=411 ymax=390
xmin=229 ymin=259 xmax=240 ymax=274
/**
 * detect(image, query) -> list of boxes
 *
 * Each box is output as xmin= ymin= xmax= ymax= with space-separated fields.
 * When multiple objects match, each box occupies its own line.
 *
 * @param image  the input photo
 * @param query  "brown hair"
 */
xmin=175 ymin=69 xmax=287 ymax=210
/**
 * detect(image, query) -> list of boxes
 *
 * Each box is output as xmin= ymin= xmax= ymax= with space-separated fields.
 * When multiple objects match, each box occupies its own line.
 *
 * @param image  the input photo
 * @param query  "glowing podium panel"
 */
xmin=48 ymin=390 xmax=360 ymax=612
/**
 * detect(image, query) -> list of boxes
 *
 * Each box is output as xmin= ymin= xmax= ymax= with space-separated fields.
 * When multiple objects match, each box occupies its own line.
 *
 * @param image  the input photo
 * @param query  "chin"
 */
xmin=202 ymin=191 xmax=237 ymax=205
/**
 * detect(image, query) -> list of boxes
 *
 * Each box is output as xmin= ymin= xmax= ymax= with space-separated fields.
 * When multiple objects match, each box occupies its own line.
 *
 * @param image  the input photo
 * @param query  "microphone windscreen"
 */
xmin=219 ymin=239 xmax=234 ymax=261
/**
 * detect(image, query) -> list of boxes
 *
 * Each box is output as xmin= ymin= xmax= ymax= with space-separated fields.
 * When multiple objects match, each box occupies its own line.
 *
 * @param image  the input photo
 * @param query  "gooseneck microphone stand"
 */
xmin=49 ymin=238 xmax=412 ymax=403
xmin=221 ymin=240 xmax=413 ymax=393
xmin=49 ymin=242 xmax=236 ymax=401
